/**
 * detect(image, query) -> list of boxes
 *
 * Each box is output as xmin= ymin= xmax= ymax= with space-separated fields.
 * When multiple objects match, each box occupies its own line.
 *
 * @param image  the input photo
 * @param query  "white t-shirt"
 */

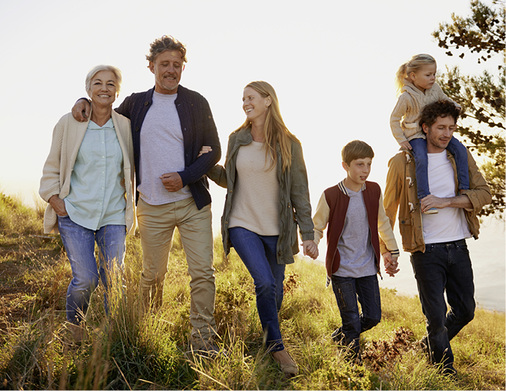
xmin=422 ymin=151 xmax=471 ymax=243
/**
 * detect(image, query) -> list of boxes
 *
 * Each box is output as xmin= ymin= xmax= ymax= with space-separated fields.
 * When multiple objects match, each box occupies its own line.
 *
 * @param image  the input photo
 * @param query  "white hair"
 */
xmin=85 ymin=65 xmax=122 ymax=96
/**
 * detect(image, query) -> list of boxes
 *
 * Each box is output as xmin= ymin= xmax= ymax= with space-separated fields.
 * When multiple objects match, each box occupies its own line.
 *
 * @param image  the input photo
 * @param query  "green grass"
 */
xmin=0 ymin=193 xmax=504 ymax=389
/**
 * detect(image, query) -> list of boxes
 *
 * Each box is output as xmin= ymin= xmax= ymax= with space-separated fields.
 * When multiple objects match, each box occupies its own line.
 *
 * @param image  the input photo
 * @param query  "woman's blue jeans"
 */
xmin=58 ymin=216 xmax=126 ymax=324
xmin=229 ymin=227 xmax=285 ymax=351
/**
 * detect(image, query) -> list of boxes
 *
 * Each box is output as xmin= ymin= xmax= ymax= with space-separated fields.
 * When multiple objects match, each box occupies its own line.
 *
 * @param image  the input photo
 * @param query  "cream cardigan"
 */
xmin=390 ymin=82 xmax=450 ymax=144
xmin=39 ymin=111 xmax=135 ymax=234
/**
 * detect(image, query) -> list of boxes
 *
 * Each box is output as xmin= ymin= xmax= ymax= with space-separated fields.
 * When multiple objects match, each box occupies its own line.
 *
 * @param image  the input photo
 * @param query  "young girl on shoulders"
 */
xmin=390 ymin=54 xmax=469 ymax=214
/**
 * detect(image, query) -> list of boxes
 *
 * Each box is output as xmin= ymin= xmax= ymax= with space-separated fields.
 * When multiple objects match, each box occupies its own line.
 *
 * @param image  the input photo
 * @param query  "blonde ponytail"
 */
xmin=395 ymin=54 xmax=437 ymax=94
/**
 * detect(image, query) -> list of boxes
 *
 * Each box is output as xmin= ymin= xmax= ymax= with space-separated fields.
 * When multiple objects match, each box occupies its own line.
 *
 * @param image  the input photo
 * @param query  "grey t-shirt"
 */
xmin=137 ymin=91 xmax=191 ymax=205
xmin=335 ymin=187 xmax=377 ymax=278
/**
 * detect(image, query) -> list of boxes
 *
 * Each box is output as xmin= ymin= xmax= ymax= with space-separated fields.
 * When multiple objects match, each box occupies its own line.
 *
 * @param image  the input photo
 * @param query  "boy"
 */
xmin=313 ymin=140 xmax=400 ymax=360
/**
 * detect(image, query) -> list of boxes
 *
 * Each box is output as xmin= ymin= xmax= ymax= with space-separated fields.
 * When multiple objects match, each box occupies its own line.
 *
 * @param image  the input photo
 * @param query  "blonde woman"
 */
xmin=206 ymin=81 xmax=317 ymax=376
xmin=39 ymin=65 xmax=134 ymax=340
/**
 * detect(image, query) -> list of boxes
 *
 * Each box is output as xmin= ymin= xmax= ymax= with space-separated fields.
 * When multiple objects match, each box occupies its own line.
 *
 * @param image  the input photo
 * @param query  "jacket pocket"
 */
xmin=399 ymin=217 xmax=415 ymax=249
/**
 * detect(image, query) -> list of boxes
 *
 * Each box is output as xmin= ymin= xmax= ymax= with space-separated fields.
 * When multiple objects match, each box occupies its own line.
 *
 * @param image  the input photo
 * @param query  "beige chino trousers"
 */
xmin=137 ymin=197 xmax=217 ymax=341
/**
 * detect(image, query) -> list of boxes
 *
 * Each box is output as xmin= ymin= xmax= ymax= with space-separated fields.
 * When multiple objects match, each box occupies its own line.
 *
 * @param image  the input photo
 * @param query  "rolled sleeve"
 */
xmin=461 ymin=150 xmax=492 ymax=213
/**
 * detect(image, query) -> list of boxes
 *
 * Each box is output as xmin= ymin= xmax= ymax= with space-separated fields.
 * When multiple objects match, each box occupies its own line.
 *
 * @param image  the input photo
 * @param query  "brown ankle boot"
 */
xmin=66 ymin=322 xmax=85 ymax=343
xmin=271 ymin=349 xmax=299 ymax=376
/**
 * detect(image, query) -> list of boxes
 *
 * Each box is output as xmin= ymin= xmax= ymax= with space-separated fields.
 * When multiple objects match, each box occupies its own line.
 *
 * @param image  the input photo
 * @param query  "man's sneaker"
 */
xmin=419 ymin=336 xmax=430 ymax=357
xmin=441 ymin=363 xmax=458 ymax=378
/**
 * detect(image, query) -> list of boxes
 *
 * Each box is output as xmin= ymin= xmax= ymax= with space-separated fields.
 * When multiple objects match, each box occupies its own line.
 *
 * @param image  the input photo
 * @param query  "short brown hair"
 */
xmin=146 ymin=35 xmax=187 ymax=63
xmin=341 ymin=140 xmax=374 ymax=165
xmin=419 ymin=100 xmax=460 ymax=129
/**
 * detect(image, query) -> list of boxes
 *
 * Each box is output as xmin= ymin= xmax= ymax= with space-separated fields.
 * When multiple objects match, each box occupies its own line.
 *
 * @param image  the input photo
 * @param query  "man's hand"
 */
xmin=72 ymin=98 xmax=91 ymax=122
xmin=421 ymin=194 xmax=448 ymax=213
xmin=302 ymin=240 xmax=319 ymax=259
xmin=48 ymin=195 xmax=68 ymax=217
xmin=160 ymin=172 xmax=183 ymax=192
xmin=421 ymin=194 xmax=472 ymax=213
xmin=383 ymin=252 xmax=399 ymax=277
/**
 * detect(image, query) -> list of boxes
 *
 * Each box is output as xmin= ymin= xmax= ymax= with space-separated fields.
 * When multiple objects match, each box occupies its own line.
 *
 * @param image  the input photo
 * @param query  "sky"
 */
xmin=0 ymin=0 xmax=504 ymax=310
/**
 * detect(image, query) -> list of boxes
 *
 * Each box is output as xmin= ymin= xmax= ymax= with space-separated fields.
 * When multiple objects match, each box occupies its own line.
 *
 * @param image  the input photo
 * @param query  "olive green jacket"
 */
xmin=207 ymin=127 xmax=314 ymax=264
xmin=383 ymin=149 xmax=491 ymax=254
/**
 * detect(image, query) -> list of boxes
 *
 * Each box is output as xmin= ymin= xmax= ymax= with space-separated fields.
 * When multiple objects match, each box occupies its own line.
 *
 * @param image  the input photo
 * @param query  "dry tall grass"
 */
xmin=0 ymin=193 xmax=504 ymax=390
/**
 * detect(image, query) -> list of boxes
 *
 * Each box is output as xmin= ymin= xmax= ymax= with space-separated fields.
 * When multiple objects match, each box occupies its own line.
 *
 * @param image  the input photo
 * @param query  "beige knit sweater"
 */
xmin=228 ymin=141 xmax=280 ymax=236
xmin=390 ymin=82 xmax=450 ymax=144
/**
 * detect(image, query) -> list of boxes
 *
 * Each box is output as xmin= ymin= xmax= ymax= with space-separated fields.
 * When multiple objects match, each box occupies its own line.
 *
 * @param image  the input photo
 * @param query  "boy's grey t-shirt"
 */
xmin=335 ymin=187 xmax=377 ymax=278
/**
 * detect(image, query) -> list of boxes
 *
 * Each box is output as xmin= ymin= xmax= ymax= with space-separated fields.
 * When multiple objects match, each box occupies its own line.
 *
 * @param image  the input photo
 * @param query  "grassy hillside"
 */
xmin=0 ymin=193 xmax=504 ymax=390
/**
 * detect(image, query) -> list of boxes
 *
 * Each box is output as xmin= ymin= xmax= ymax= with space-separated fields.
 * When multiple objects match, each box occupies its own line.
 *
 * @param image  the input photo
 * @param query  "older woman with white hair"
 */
xmin=39 ymin=65 xmax=134 ymax=340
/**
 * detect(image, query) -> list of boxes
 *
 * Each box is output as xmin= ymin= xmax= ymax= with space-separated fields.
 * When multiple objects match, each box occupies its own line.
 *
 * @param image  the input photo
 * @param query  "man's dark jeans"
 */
xmin=411 ymin=239 xmax=475 ymax=368
xmin=331 ymin=274 xmax=381 ymax=355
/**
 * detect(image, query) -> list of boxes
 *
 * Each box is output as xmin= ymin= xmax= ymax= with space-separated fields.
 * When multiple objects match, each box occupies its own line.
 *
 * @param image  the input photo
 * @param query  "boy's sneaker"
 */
xmin=331 ymin=327 xmax=345 ymax=344
xmin=419 ymin=336 xmax=430 ymax=357
xmin=424 ymin=208 xmax=438 ymax=214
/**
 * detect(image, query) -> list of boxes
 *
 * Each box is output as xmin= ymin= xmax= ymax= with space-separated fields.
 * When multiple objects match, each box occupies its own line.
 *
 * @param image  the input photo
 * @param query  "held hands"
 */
xmin=383 ymin=252 xmax=399 ymax=277
xmin=160 ymin=173 xmax=183 ymax=192
xmin=71 ymin=98 xmax=91 ymax=122
xmin=400 ymin=141 xmax=412 ymax=150
xmin=48 ymin=195 xmax=68 ymax=217
xmin=302 ymin=240 xmax=319 ymax=260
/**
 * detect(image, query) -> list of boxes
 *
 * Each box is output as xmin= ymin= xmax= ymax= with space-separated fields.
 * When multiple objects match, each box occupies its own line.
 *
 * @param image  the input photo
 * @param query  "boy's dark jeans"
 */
xmin=411 ymin=239 xmax=475 ymax=368
xmin=331 ymin=274 xmax=381 ymax=355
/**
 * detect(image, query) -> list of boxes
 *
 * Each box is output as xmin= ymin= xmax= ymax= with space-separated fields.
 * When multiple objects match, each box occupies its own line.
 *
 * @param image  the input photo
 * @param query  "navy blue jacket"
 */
xmin=116 ymin=85 xmax=221 ymax=209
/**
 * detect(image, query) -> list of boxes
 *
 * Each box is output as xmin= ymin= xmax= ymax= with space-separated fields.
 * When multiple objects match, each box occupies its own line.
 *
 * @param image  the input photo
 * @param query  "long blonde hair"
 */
xmin=395 ymin=54 xmax=436 ymax=93
xmin=238 ymin=81 xmax=296 ymax=172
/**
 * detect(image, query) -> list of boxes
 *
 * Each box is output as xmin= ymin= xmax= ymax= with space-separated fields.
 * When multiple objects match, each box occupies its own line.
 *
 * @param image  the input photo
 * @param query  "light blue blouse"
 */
xmin=64 ymin=118 xmax=126 ymax=230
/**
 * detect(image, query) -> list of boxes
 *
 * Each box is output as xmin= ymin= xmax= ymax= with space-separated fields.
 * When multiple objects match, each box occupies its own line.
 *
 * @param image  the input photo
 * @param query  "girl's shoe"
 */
xmin=272 ymin=349 xmax=299 ymax=377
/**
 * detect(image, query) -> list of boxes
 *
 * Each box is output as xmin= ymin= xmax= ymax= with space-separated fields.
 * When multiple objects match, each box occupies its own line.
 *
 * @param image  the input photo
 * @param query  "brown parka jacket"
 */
xmin=383 ymin=149 xmax=491 ymax=254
